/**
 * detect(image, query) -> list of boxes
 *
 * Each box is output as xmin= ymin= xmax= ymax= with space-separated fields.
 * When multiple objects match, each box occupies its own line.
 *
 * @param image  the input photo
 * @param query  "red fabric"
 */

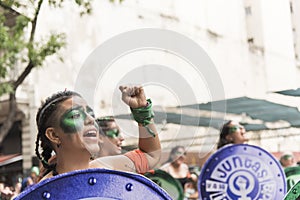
xmin=124 ymin=149 xmax=149 ymax=174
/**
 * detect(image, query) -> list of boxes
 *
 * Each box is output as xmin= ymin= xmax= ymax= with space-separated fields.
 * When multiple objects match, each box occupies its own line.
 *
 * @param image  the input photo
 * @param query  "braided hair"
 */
xmin=217 ymin=120 xmax=233 ymax=149
xmin=35 ymin=90 xmax=81 ymax=176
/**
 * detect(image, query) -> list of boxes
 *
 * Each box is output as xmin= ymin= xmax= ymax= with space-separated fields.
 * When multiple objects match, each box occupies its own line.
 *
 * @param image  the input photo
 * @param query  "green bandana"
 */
xmin=130 ymin=99 xmax=155 ymax=137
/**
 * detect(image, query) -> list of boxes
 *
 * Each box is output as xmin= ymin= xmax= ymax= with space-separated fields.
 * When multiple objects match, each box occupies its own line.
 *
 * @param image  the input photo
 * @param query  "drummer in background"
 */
xmin=95 ymin=116 xmax=125 ymax=157
xmin=280 ymin=152 xmax=297 ymax=168
xmin=160 ymin=146 xmax=199 ymax=199
xmin=217 ymin=120 xmax=249 ymax=149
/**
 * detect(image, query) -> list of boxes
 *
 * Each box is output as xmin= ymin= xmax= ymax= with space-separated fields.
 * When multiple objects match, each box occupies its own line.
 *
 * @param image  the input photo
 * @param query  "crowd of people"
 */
xmin=1 ymin=86 xmax=300 ymax=199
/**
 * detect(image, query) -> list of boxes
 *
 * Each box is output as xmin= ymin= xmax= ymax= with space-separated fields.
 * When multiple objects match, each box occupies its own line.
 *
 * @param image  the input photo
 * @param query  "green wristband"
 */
xmin=130 ymin=99 xmax=155 ymax=137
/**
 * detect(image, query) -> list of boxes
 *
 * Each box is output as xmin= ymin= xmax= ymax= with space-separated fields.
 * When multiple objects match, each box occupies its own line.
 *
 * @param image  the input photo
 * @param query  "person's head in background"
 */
xmin=30 ymin=166 xmax=40 ymax=183
xmin=280 ymin=152 xmax=296 ymax=168
xmin=167 ymin=146 xmax=187 ymax=167
xmin=96 ymin=116 xmax=125 ymax=157
xmin=183 ymin=177 xmax=199 ymax=199
xmin=217 ymin=120 xmax=249 ymax=149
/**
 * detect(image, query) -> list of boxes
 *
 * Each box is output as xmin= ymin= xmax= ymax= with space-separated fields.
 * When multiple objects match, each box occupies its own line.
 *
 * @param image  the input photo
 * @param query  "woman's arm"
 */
xmin=119 ymin=85 xmax=161 ymax=170
xmin=90 ymin=86 xmax=161 ymax=173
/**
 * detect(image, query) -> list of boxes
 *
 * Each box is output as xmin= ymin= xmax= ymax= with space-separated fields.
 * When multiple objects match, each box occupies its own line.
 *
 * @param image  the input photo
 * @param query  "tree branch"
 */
xmin=14 ymin=0 xmax=44 ymax=90
xmin=29 ymin=0 xmax=43 ymax=43
xmin=0 ymin=2 xmax=21 ymax=15
xmin=0 ymin=0 xmax=44 ymax=144
xmin=13 ymin=60 xmax=34 ymax=90
xmin=0 ymin=2 xmax=31 ymax=21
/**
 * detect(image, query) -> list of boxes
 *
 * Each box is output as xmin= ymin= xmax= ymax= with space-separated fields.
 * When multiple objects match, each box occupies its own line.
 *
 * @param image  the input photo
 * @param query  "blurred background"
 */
xmin=1 ymin=0 xmax=300 ymax=196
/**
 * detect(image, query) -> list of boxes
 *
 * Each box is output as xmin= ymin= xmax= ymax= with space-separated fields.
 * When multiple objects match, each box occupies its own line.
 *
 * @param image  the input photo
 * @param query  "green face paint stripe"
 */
xmin=229 ymin=126 xmax=238 ymax=133
xmin=105 ymin=129 xmax=119 ymax=138
xmin=60 ymin=106 xmax=86 ymax=133
xmin=229 ymin=125 xmax=245 ymax=133
xmin=60 ymin=105 xmax=97 ymax=134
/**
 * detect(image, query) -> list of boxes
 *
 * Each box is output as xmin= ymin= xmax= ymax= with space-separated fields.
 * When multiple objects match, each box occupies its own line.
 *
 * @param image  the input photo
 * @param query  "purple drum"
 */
xmin=15 ymin=168 xmax=172 ymax=200
xmin=198 ymin=144 xmax=287 ymax=200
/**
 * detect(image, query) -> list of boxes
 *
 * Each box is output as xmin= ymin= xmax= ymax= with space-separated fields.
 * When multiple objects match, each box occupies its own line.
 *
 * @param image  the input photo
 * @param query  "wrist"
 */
xmin=130 ymin=99 xmax=155 ymax=137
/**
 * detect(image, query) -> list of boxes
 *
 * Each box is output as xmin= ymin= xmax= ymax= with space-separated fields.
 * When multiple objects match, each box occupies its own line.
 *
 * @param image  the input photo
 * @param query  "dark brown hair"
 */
xmin=35 ymin=90 xmax=81 ymax=177
xmin=217 ymin=120 xmax=233 ymax=149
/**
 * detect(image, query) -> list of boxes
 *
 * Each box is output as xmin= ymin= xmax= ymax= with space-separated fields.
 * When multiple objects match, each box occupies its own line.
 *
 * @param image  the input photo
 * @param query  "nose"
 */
xmin=240 ymin=126 xmax=246 ymax=133
xmin=85 ymin=112 xmax=95 ymax=125
xmin=118 ymin=132 xmax=125 ymax=141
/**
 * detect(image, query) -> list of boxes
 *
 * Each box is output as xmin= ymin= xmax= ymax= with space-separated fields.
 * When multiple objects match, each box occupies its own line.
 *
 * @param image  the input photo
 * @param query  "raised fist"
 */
xmin=119 ymin=86 xmax=147 ymax=108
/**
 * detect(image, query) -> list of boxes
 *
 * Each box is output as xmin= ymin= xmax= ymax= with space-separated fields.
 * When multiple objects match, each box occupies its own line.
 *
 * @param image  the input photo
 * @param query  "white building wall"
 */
xmin=260 ymin=0 xmax=297 ymax=91
xmin=290 ymin=0 xmax=300 ymax=67
xmin=18 ymin=0 xmax=300 ymax=155
xmin=30 ymin=0 xmax=266 ymax=107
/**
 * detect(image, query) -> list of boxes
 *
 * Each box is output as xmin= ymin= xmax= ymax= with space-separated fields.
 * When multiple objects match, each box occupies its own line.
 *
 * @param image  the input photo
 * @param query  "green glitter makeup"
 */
xmin=60 ymin=106 xmax=95 ymax=133
xmin=105 ymin=129 xmax=119 ymax=138
xmin=175 ymin=151 xmax=187 ymax=156
xmin=229 ymin=125 xmax=244 ymax=133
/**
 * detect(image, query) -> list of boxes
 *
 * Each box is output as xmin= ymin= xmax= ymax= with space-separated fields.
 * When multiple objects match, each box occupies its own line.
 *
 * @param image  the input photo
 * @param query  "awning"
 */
xmin=274 ymin=88 xmax=300 ymax=96
xmin=181 ymin=96 xmax=300 ymax=128
xmin=0 ymin=154 xmax=22 ymax=167
xmin=116 ymin=96 xmax=300 ymax=131
xmin=178 ymin=97 xmax=300 ymax=130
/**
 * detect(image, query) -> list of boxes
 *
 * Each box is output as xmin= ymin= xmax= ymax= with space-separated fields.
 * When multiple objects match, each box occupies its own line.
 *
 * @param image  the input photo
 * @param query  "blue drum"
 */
xmin=15 ymin=168 xmax=172 ymax=200
xmin=198 ymin=144 xmax=287 ymax=200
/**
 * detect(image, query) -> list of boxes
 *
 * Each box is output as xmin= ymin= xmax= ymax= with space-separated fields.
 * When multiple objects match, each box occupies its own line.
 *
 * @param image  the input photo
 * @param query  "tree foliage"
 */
xmin=0 ymin=0 xmax=97 ymax=143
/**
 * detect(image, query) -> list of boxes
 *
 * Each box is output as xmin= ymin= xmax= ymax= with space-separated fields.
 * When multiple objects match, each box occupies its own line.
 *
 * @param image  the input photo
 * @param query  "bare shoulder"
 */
xmin=182 ymin=163 xmax=189 ymax=170
xmin=159 ymin=162 xmax=170 ymax=171
xmin=90 ymin=155 xmax=135 ymax=172
xmin=89 ymin=157 xmax=113 ymax=169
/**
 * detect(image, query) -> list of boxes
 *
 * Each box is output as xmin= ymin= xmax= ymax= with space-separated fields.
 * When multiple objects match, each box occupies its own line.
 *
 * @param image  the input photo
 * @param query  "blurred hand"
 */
xmin=119 ymin=86 xmax=147 ymax=108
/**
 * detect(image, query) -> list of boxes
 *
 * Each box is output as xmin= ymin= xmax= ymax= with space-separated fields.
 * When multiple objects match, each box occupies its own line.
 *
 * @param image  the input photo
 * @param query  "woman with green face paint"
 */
xmin=35 ymin=86 xmax=161 ymax=181
xmin=95 ymin=116 xmax=125 ymax=157
xmin=217 ymin=120 xmax=249 ymax=149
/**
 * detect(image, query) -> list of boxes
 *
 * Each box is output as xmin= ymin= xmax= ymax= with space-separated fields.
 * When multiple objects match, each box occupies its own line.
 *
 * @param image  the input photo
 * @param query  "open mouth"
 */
xmin=116 ymin=143 xmax=122 ymax=149
xmin=83 ymin=129 xmax=97 ymax=137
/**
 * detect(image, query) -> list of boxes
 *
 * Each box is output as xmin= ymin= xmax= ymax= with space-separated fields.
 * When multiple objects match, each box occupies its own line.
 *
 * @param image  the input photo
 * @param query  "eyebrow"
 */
xmin=63 ymin=105 xmax=84 ymax=113
xmin=63 ymin=105 xmax=94 ymax=114
xmin=86 ymin=106 xmax=94 ymax=112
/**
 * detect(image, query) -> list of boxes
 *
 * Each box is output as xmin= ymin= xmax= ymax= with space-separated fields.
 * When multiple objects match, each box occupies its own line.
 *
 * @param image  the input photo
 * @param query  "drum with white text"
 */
xmin=198 ymin=144 xmax=286 ymax=200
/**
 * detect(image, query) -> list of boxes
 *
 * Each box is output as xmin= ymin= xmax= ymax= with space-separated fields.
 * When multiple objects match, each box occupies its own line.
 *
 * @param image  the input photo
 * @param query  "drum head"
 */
xmin=284 ymin=180 xmax=300 ymax=200
xmin=144 ymin=169 xmax=184 ymax=200
xmin=15 ymin=168 xmax=172 ymax=200
xmin=198 ymin=144 xmax=286 ymax=199
xmin=285 ymin=166 xmax=300 ymax=192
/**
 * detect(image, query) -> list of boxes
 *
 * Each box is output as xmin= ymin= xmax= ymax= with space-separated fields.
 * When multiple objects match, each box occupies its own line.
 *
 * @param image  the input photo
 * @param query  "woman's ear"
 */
xmin=45 ymin=128 xmax=60 ymax=145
